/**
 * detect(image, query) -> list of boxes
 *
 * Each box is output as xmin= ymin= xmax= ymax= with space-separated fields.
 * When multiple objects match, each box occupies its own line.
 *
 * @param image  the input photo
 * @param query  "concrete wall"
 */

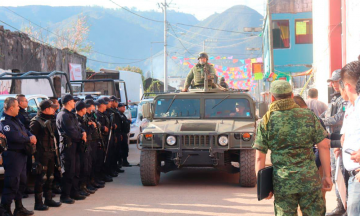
xmin=0 ymin=26 xmax=87 ymax=96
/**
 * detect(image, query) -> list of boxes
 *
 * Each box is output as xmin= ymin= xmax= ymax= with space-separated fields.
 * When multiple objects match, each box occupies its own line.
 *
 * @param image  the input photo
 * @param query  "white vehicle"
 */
xmin=0 ymin=94 xmax=48 ymax=177
xmin=129 ymin=98 xmax=153 ymax=142
xmin=98 ymin=69 xmax=143 ymax=104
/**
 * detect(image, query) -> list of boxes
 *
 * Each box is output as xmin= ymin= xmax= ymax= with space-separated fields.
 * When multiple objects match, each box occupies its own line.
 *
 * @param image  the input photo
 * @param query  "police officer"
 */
xmin=253 ymin=81 xmax=332 ymax=215
xmin=56 ymin=94 xmax=87 ymax=204
xmin=219 ymin=77 xmax=229 ymax=89
xmin=109 ymin=96 xmax=125 ymax=173
xmin=118 ymin=103 xmax=131 ymax=167
xmin=85 ymin=99 xmax=105 ymax=189
xmin=75 ymin=101 xmax=96 ymax=196
xmin=0 ymin=97 xmax=36 ymax=216
xmin=319 ymin=69 xmax=347 ymax=216
xmin=16 ymin=94 xmax=34 ymax=197
xmin=182 ymin=52 xmax=217 ymax=91
xmin=103 ymin=97 xmax=119 ymax=178
xmin=49 ymin=97 xmax=62 ymax=194
xmin=30 ymin=100 xmax=62 ymax=211
xmin=95 ymin=98 xmax=113 ymax=182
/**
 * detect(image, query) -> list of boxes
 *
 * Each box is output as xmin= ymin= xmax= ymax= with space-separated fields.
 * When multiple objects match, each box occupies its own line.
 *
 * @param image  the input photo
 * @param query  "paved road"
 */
xmin=18 ymin=145 xmax=336 ymax=216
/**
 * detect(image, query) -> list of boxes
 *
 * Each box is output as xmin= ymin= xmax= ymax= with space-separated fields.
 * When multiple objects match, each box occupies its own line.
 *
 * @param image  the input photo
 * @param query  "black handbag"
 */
xmin=257 ymin=166 xmax=273 ymax=201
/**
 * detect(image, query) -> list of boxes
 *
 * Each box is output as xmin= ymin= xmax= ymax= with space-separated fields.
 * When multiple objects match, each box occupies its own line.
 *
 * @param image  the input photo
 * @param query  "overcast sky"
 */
xmin=0 ymin=0 xmax=266 ymax=20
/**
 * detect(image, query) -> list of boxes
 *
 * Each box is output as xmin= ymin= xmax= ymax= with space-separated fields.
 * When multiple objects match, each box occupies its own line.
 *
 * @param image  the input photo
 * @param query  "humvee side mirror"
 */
xmin=258 ymin=102 xmax=268 ymax=118
xmin=139 ymin=113 xmax=143 ymax=121
xmin=142 ymin=103 xmax=152 ymax=120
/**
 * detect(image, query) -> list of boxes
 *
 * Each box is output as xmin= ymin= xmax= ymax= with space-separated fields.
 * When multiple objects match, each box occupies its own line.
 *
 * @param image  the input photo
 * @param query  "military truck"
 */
xmin=139 ymin=88 xmax=264 ymax=187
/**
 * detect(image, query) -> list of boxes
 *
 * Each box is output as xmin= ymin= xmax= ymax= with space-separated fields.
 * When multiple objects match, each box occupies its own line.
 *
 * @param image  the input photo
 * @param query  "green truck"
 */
xmin=139 ymin=88 xmax=263 ymax=187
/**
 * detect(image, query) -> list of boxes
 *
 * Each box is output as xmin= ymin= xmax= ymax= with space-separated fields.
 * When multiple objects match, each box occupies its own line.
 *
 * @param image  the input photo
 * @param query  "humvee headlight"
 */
xmin=166 ymin=136 xmax=176 ymax=146
xmin=242 ymin=133 xmax=253 ymax=141
xmin=218 ymin=136 xmax=228 ymax=146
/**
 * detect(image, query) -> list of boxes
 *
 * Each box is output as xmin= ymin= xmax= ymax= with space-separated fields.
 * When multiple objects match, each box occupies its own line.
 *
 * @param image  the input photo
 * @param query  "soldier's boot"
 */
xmin=70 ymin=193 xmax=86 ymax=201
xmin=52 ymin=184 xmax=62 ymax=194
xmin=87 ymin=181 xmax=98 ymax=192
xmin=79 ymin=184 xmax=90 ymax=197
xmin=2 ymin=203 xmax=13 ymax=216
xmin=34 ymin=193 xmax=49 ymax=211
xmin=115 ymin=167 xmax=125 ymax=173
xmin=83 ymin=183 xmax=95 ymax=194
xmin=122 ymin=158 xmax=132 ymax=167
xmin=44 ymin=191 xmax=61 ymax=207
xmin=92 ymin=179 xmax=104 ymax=188
xmin=325 ymin=203 xmax=346 ymax=216
xmin=59 ymin=196 xmax=75 ymax=204
xmin=14 ymin=199 xmax=34 ymax=216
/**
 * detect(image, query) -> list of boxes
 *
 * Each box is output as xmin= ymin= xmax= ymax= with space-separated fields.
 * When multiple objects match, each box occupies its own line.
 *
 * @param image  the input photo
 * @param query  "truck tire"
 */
xmin=239 ymin=149 xmax=256 ymax=187
xmin=140 ymin=150 xmax=160 ymax=186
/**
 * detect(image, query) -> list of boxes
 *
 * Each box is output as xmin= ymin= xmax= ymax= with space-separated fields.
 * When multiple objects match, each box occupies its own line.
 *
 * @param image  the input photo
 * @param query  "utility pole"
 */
xmin=160 ymin=0 xmax=168 ymax=92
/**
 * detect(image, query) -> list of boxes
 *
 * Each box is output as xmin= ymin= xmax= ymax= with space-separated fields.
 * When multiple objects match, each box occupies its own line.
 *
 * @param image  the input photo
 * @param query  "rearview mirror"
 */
xmin=142 ymin=103 xmax=152 ymax=119
xmin=258 ymin=102 xmax=268 ymax=118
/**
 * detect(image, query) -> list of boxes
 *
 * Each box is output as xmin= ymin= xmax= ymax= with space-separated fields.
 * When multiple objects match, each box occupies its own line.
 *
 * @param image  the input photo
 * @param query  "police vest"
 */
xmin=32 ymin=116 xmax=56 ymax=152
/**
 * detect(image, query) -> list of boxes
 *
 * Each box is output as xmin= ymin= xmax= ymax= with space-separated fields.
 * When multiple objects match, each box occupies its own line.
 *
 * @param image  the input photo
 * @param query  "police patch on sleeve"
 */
xmin=3 ymin=125 xmax=10 ymax=132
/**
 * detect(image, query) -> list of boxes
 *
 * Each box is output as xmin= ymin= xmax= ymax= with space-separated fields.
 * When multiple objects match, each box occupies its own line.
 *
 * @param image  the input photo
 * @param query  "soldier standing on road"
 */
xmin=49 ymin=97 xmax=62 ymax=195
xmin=319 ymin=69 xmax=347 ymax=216
xmin=56 ymin=94 xmax=87 ymax=204
xmin=253 ymin=80 xmax=332 ymax=215
xmin=219 ymin=77 xmax=229 ymax=89
xmin=85 ymin=99 xmax=105 ymax=189
xmin=182 ymin=52 xmax=217 ymax=91
xmin=109 ymin=96 xmax=125 ymax=173
xmin=0 ymin=97 xmax=36 ymax=216
xmin=30 ymin=100 xmax=62 ymax=211
xmin=95 ymin=98 xmax=113 ymax=183
xmin=118 ymin=103 xmax=132 ymax=167
xmin=16 ymin=94 xmax=34 ymax=197
xmin=103 ymin=97 xmax=119 ymax=178
xmin=75 ymin=101 xmax=96 ymax=197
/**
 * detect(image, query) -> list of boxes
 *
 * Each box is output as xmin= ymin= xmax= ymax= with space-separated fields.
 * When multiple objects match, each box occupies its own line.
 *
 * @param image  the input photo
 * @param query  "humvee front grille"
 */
xmin=181 ymin=135 xmax=214 ymax=148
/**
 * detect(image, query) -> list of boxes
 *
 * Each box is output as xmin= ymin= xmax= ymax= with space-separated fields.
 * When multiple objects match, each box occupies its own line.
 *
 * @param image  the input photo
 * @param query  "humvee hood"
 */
xmin=143 ymin=120 xmax=255 ymax=134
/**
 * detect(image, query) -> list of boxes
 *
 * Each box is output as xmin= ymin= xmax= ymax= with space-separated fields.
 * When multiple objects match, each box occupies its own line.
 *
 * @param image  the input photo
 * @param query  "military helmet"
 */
xmin=220 ymin=77 xmax=225 ymax=81
xmin=198 ymin=52 xmax=208 ymax=60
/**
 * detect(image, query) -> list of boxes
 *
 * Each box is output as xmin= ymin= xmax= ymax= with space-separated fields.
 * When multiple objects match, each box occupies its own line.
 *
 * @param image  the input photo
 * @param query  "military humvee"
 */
xmin=139 ymin=87 xmax=266 ymax=187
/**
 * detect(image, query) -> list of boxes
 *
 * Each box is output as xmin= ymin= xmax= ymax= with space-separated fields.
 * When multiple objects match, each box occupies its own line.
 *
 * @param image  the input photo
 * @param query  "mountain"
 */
xmin=0 ymin=5 xmax=263 ymax=78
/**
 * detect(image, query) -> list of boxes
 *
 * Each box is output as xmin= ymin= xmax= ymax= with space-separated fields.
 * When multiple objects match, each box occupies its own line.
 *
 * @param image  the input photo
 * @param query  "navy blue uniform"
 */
xmin=56 ymin=108 xmax=83 ymax=199
xmin=119 ymin=112 xmax=131 ymax=161
xmin=0 ymin=113 xmax=33 ymax=205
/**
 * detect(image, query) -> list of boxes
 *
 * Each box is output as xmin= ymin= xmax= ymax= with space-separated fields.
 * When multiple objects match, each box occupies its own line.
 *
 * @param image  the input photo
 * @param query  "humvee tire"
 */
xmin=239 ymin=149 xmax=256 ymax=187
xmin=140 ymin=150 xmax=160 ymax=186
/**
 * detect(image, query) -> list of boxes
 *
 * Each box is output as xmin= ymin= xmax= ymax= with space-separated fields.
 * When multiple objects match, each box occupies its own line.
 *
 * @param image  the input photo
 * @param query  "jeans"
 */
xmin=348 ymin=176 xmax=360 ymax=215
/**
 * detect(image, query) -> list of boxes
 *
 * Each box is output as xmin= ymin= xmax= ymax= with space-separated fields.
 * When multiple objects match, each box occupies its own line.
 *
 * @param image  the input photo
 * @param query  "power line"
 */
xmin=168 ymin=23 xmax=194 ymax=57
xmin=0 ymin=19 xmax=160 ymax=66
xmin=3 ymin=6 xmax=144 ymax=61
xmin=107 ymin=0 xmax=255 ymax=34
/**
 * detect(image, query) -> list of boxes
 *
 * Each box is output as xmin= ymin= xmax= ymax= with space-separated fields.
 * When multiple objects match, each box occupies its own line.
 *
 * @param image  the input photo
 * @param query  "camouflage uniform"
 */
xmin=184 ymin=63 xmax=217 ymax=90
xmin=253 ymin=80 xmax=328 ymax=216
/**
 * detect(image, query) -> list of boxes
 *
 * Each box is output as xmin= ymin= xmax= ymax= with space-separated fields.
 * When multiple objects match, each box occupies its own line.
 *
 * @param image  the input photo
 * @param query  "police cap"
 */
xmin=117 ymin=103 xmax=125 ymax=108
xmin=109 ymin=95 xmax=120 ymax=101
xmin=103 ymin=97 xmax=110 ymax=102
xmin=75 ymin=101 xmax=89 ymax=111
xmin=85 ymin=95 xmax=94 ymax=100
xmin=270 ymin=80 xmax=292 ymax=95
xmin=39 ymin=100 xmax=58 ymax=111
xmin=85 ymin=99 xmax=99 ymax=106
xmin=61 ymin=94 xmax=74 ymax=105
xmin=96 ymin=98 xmax=108 ymax=105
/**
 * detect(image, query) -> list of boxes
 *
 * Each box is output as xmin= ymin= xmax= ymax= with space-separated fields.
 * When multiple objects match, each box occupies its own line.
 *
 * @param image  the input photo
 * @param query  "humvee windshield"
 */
xmin=154 ymin=98 xmax=200 ymax=118
xmin=205 ymin=98 xmax=252 ymax=118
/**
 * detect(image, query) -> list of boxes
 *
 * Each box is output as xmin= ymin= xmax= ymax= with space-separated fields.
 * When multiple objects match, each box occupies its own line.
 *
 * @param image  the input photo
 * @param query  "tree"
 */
xmin=54 ymin=14 xmax=92 ymax=53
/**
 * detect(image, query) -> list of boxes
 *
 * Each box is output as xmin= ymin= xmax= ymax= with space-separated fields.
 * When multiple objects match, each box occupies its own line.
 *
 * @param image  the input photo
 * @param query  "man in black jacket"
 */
xmin=75 ymin=101 xmax=96 ymax=197
xmin=95 ymin=99 xmax=113 ymax=183
xmin=30 ymin=100 xmax=62 ymax=211
xmin=118 ymin=103 xmax=131 ymax=167
xmin=56 ymin=94 xmax=87 ymax=204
